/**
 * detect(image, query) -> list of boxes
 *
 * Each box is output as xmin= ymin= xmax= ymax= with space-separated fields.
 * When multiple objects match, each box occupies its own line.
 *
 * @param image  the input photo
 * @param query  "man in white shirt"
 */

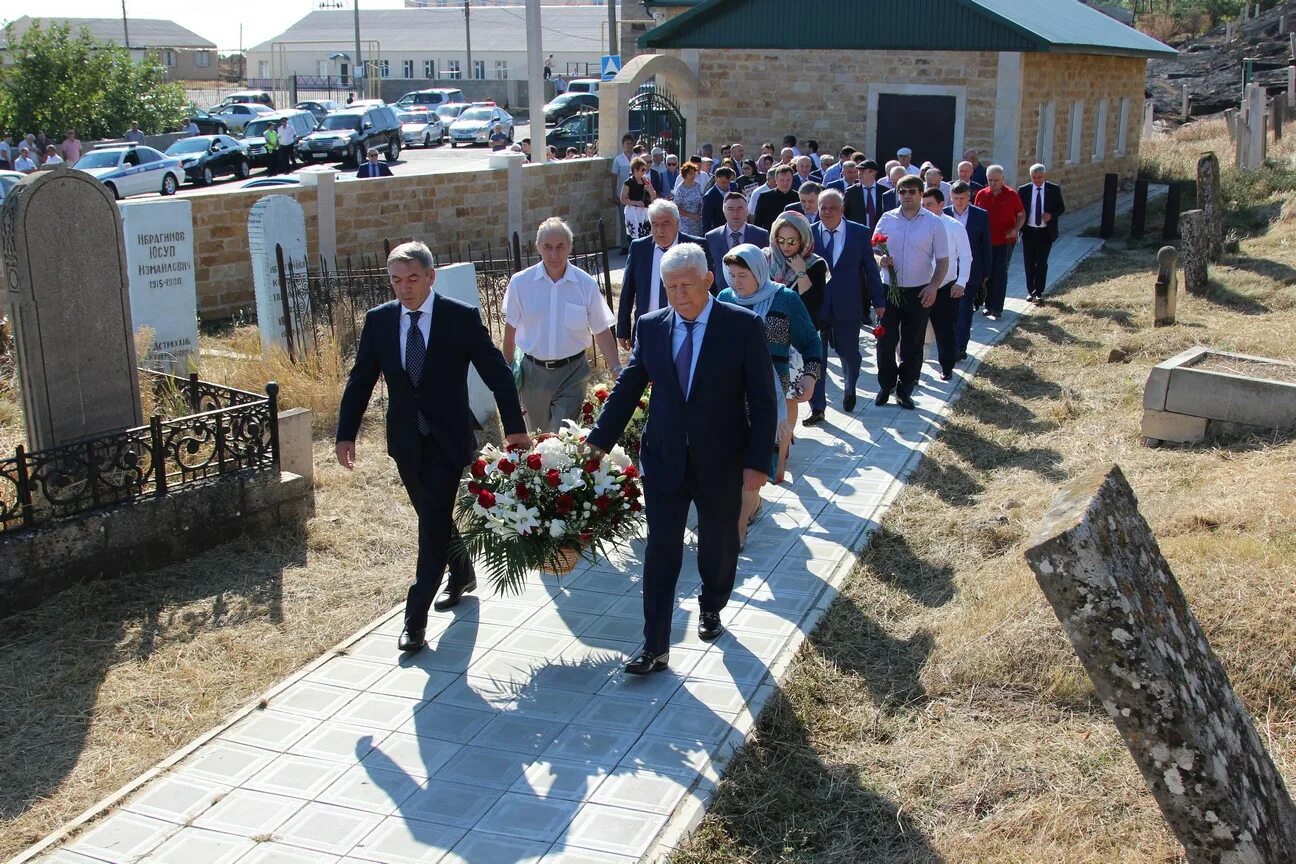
xmin=610 ymin=133 xmax=636 ymax=253
xmin=503 ymin=218 xmax=620 ymax=432
xmin=42 ymin=145 xmax=63 ymax=166
xmin=923 ymin=166 xmax=953 ymax=204
xmin=278 ymin=117 xmax=297 ymax=170
xmin=922 ymin=188 xmax=972 ymax=382
xmin=878 ymin=159 xmax=902 ymax=190
xmin=13 ymin=146 xmax=37 ymax=174
xmin=181 ymin=117 xmax=200 ymax=137
xmin=896 ymin=147 xmax=921 ymax=176
xmin=747 ymin=166 xmax=778 ymax=217
xmin=872 ymin=174 xmax=950 ymax=409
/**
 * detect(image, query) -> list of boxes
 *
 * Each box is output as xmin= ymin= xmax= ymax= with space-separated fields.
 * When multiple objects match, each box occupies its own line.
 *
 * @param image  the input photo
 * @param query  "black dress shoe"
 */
xmin=697 ymin=612 xmax=724 ymax=641
xmin=958 ymin=352 xmax=968 ymax=361
xmin=434 ymin=579 xmax=477 ymax=611
xmin=398 ymin=626 xmax=426 ymax=653
xmin=940 ymin=371 xmax=952 ymax=382
xmin=874 ymin=389 xmax=891 ymax=406
xmin=802 ymin=411 xmax=825 ymax=426
xmin=896 ymin=392 xmax=916 ymax=410
xmin=843 ymin=392 xmax=857 ymax=412
xmin=625 ymin=650 xmax=669 ymax=675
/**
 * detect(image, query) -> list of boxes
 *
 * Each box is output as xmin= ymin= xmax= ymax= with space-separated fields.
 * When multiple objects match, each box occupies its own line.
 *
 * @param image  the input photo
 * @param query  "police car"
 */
xmin=73 ymin=144 xmax=184 ymax=199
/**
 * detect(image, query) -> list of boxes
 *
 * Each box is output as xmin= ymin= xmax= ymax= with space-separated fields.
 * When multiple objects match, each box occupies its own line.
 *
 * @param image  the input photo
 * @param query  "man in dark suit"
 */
xmin=965 ymin=148 xmax=989 ymax=187
xmin=844 ymin=159 xmax=885 ymax=229
xmin=784 ymin=181 xmax=822 ymax=223
xmin=1017 ymin=164 xmax=1065 ymax=302
xmin=804 ymin=188 xmax=884 ymax=424
xmin=701 ymin=166 xmax=737 ymax=233
xmin=705 ymin=192 xmax=769 ymax=291
xmin=946 ymin=182 xmax=992 ymax=361
xmin=754 ymin=165 xmax=799 ymax=230
xmin=956 ymin=160 xmax=985 ymax=197
xmin=588 ymin=244 xmax=776 ymax=674
xmin=356 ymin=148 xmax=393 ymax=178
xmin=336 ymin=242 xmax=531 ymax=653
xmin=616 ymin=199 xmax=710 ymax=350
xmin=881 ymin=164 xmax=906 ymax=212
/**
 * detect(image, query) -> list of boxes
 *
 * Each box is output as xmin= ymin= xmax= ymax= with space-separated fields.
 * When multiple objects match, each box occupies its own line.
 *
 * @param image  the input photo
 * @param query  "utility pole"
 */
xmin=464 ymin=0 xmax=473 ymax=82
xmin=120 ymin=0 xmax=131 ymax=51
xmin=608 ymin=0 xmax=618 ymax=65
xmin=526 ymin=0 xmax=545 ymax=163
xmin=353 ymin=0 xmax=363 ymax=95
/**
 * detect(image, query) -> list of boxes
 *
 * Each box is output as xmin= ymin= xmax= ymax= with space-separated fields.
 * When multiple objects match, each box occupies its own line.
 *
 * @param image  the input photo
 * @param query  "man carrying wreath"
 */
xmin=587 ymin=244 xmax=778 ymax=675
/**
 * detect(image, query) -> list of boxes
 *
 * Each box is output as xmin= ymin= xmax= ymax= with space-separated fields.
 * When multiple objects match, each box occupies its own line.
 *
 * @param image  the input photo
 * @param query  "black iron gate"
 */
xmin=630 ymin=82 xmax=686 ymax=156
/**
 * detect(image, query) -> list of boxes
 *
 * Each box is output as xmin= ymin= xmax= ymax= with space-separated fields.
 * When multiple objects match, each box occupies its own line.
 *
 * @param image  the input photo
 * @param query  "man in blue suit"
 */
xmin=701 ymin=166 xmax=738 ymax=233
xmin=843 ymin=160 xmax=885 ymax=229
xmin=616 ymin=200 xmax=710 ymax=350
xmin=804 ymin=188 xmax=884 ymax=423
xmin=588 ymin=244 xmax=777 ymax=675
xmin=946 ymin=182 xmax=992 ymax=360
xmin=336 ymin=242 xmax=531 ymax=653
xmin=705 ymin=192 xmax=769 ymax=291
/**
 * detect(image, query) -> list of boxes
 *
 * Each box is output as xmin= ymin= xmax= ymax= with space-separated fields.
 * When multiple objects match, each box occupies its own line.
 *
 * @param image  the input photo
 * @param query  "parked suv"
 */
xmin=220 ymin=90 xmax=275 ymax=108
xmin=565 ymin=79 xmax=601 ymax=95
xmin=298 ymin=105 xmax=402 ymax=166
xmin=240 ymin=109 xmax=318 ymax=167
xmin=395 ymin=88 xmax=466 ymax=110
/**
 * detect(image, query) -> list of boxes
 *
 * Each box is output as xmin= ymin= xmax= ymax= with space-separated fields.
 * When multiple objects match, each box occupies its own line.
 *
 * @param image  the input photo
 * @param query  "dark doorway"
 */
xmin=875 ymin=93 xmax=957 ymax=174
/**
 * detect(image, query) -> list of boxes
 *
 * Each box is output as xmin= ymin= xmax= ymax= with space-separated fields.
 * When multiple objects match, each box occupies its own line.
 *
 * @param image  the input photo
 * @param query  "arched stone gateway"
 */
xmin=598 ymin=52 xmax=702 ymax=157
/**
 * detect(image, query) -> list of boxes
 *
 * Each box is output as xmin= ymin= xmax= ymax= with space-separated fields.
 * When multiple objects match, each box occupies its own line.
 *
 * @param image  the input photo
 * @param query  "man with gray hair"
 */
xmin=617 ymin=198 xmax=710 ymax=350
xmin=502 ymin=218 xmax=620 ymax=431
xmin=974 ymin=164 xmax=1025 ymax=318
xmin=336 ymin=241 xmax=531 ymax=653
xmin=588 ymin=243 xmax=777 ymax=675
xmin=1017 ymin=163 xmax=1066 ymax=302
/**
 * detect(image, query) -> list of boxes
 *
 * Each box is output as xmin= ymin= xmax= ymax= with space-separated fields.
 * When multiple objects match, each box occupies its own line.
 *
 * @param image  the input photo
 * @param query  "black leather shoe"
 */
xmin=896 ymin=392 xmax=916 ymax=410
xmin=802 ymin=411 xmax=825 ymax=426
xmin=398 ymin=626 xmax=426 ymax=653
xmin=434 ymin=579 xmax=477 ymax=612
xmin=939 ymin=371 xmax=952 ymax=382
xmin=958 ymin=352 xmax=968 ymax=361
xmin=697 ymin=612 xmax=724 ymax=642
xmin=843 ymin=392 xmax=857 ymax=412
xmin=625 ymin=650 xmax=669 ymax=675
xmin=874 ymin=389 xmax=891 ymax=406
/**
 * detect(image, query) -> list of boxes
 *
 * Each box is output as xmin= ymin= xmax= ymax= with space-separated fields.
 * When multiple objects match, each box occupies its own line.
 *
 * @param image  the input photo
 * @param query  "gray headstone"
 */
xmin=0 ymin=167 xmax=142 ymax=451
xmin=1154 ymin=245 xmax=1179 ymax=327
xmin=121 ymin=199 xmax=198 ymax=373
xmin=431 ymin=262 xmax=495 ymax=425
xmin=1025 ymin=465 xmax=1296 ymax=864
xmin=1180 ymin=210 xmax=1210 ymax=298
xmin=248 ymin=195 xmax=312 ymax=356
xmin=1195 ymin=152 xmax=1222 ymax=262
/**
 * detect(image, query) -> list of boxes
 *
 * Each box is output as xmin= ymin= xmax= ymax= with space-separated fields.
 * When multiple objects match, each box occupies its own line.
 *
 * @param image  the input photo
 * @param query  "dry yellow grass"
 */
xmin=670 ymin=129 xmax=1296 ymax=864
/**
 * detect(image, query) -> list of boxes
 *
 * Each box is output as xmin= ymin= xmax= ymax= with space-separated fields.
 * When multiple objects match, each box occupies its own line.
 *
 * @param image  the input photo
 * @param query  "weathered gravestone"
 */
xmin=1154 ymin=246 xmax=1179 ymax=327
xmin=0 ymin=167 xmax=143 ymax=451
xmin=1196 ymin=152 xmax=1223 ymax=262
xmin=248 ymin=195 xmax=312 ymax=356
xmin=1025 ymin=465 xmax=1296 ymax=864
xmin=1180 ymin=210 xmax=1210 ymax=297
xmin=121 ymin=199 xmax=199 ymax=372
xmin=431 ymin=262 xmax=496 ymax=425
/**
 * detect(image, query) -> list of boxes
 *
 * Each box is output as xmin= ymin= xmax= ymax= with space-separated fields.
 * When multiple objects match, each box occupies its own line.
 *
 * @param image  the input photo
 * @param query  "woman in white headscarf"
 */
xmin=717 ymin=243 xmax=822 ymax=544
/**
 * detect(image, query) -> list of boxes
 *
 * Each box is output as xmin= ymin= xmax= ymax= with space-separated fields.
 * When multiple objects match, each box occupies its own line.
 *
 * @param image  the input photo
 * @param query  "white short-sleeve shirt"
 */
xmin=873 ymin=207 xmax=949 ymax=287
xmin=504 ymin=262 xmax=616 ymax=361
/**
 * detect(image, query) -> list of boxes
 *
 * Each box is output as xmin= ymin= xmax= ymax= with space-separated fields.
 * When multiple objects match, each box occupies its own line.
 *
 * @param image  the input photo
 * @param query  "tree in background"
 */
xmin=0 ymin=20 xmax=188 ymax=141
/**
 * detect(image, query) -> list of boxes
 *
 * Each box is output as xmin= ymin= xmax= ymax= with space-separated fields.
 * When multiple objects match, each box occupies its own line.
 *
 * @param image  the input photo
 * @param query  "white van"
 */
xmin=565 ymin=79 xmax=602 ymax=95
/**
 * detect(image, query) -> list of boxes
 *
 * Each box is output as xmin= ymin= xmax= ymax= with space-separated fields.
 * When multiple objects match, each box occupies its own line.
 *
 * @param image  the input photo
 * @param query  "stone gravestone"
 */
xmin=1025 ymin=465 xmax=1296 ymax=864
xmin=1154 ymin=246 xmax=1178 ymax=327
xmin=121 ymin=199 xmax=199 ymax=372
xmin=1195 ymin=152 xmax=1222 ymax=262
xmin=248 ymin=195 xmax=312 ymax=356
xmin=0 ymin=167 xmax=143 ymax=451
xmin=1179 ymin=210 xmax=1210 ymax=297
xmin=431 ymin=262 xmax=496 ymax=426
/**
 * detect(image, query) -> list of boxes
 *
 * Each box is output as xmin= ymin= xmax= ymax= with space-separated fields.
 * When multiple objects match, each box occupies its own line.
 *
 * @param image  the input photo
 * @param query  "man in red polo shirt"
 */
xmin=974 ymin=164 xmax=1025 ymax=319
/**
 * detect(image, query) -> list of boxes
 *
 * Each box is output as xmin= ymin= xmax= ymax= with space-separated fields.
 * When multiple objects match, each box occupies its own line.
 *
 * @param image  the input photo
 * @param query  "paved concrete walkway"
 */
xmin=21 ymin=200 xmax=1120 ymax=864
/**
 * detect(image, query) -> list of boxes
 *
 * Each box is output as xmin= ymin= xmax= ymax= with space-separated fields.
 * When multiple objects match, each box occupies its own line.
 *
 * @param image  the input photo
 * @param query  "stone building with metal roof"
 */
xmin=602 ymin=0 xmax=1174 ymax=205
xmin=1 ymin=16 xmax=219 ymax=81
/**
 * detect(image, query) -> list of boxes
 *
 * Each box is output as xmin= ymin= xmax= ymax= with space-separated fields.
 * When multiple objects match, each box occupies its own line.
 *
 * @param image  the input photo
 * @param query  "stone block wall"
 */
xmin=1017 ymin=53 xmax=1145 ymax=206
xmin=523 ymin=157 xmax=621 ymax=246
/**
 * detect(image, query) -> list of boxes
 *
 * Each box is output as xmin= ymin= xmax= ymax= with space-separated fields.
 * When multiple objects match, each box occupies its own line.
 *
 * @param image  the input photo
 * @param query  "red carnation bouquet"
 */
xmin=454 ymin=422 xmax=645 ymax=592
xmin=580 ymin=382 xmax=651 ymax=461
xmin=871 ymin=233 xmax=904 ymax=307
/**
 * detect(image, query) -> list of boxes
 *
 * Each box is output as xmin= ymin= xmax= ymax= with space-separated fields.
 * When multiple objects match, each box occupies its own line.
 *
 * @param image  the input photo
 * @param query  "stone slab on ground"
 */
xmin=1025 ymin=465 xmax=1296 ymax=864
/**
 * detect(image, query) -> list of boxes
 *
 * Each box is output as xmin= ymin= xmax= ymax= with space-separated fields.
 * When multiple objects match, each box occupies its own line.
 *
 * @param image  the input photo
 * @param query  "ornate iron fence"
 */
xmin=0 ymin=373 xmax=280 ymax=534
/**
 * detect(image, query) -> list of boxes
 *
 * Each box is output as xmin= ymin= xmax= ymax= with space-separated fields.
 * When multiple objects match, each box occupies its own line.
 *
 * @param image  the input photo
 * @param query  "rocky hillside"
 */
xmin=1147 ymin=1 xmax=1294 ymax=120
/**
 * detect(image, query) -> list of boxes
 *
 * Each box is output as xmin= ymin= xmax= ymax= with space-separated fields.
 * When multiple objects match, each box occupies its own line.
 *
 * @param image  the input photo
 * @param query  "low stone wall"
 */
xmin=173 ymin=157 xmax=616 ymax=321
xmin=0 ymin=470 xmax=311 ymax=615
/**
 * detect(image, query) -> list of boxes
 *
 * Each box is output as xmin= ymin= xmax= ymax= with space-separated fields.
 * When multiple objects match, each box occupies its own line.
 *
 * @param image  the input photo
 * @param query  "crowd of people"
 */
xmin=0 ymin=129 xmax=84 ymax=173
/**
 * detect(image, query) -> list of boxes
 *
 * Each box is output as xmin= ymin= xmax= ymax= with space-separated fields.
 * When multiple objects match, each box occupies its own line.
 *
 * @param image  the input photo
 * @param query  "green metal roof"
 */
xmin=639 ymin=0 xmax=1176 ymax=58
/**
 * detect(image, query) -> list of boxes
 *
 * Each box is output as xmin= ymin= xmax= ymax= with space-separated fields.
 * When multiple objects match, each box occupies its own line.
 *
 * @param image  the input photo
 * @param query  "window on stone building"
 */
xmin=258 ymin=60 xmax=270 ymax=78
xmin=473 ymin=60 xmax=485 ymax=80
xmin=495 ymin=60 xmax=509 ymax=80
xmin=163 ymin=50 xmax=175 ymax=67
xmin=424 ymin=59 xmax=436 ymax=79
xmin=403 ymin=60 xmax=414 ymax=78
xmin=1115 ymin=97 xmax=1130 ymax=156
xmin=196 ymin=51 xmax=210 ymax=68
xmin=379 ymin=60 xmax=390 ymax=79
xmin=1067 ymin=100 xmax=1085 ymax=165
xmin=446 ymin=60 xmax=461 ymax=79
xmin=1093 ymin=99 xmax=1109 ymax=161
xmin=1036 ymin=101 xmax=1056 ymax=167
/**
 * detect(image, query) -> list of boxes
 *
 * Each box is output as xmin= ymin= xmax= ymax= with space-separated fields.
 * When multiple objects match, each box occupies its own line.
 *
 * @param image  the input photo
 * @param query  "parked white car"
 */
xmin=398 ymin=110 xmax=446 ymax=147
